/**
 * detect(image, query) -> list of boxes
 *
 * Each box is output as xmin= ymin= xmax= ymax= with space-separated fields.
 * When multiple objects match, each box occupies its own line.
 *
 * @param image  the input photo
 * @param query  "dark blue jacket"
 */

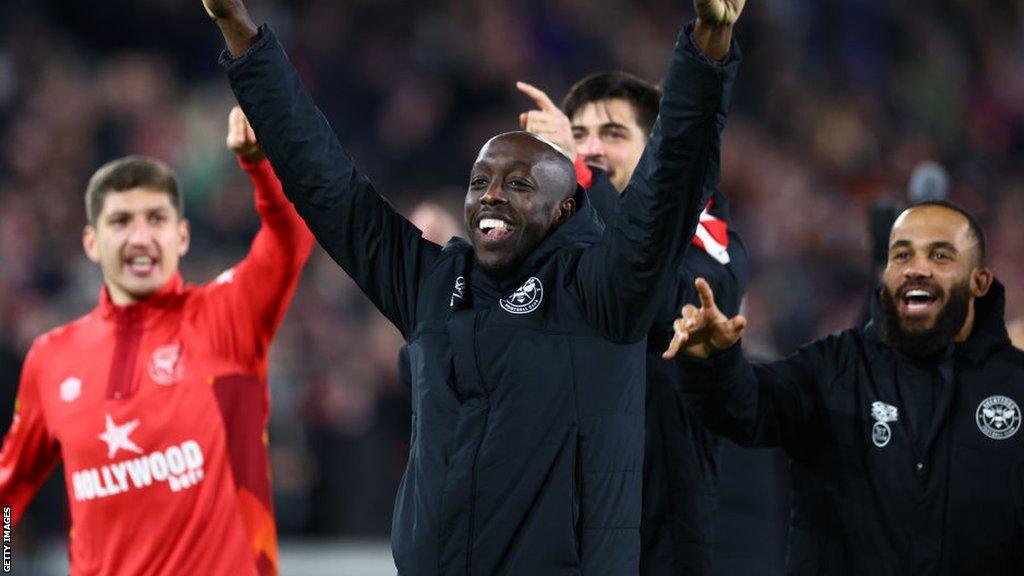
xmin=222 ymin=24 xmax=739 ymax=575
xmin=587 ymin=168 xmax=748 ymax=576
xmin=681 ymin=282 xmax=1024 ymax=575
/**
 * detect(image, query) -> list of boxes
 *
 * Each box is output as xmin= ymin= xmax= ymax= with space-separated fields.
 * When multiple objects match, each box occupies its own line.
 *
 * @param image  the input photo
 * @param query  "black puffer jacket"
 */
xmin=586 ymin=170 xmax=748 ymax=575
xmin=681 ymin=281 xmax=1024 ymax=575
xmin=223 ymin=23 xmax=739 ymax=575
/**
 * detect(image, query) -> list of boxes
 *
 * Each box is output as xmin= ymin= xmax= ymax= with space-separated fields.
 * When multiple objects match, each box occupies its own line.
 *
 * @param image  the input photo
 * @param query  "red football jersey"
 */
xmin=0 ymin=157 xmax=314 ymax=576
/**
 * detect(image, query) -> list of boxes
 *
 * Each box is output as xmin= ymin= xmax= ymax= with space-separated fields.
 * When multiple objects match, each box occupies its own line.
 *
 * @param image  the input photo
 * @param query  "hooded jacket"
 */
xmin=222 ymin=23 xmax=739 ymax=575
xmin=681 ymin=281 xmax=1024 ymax=575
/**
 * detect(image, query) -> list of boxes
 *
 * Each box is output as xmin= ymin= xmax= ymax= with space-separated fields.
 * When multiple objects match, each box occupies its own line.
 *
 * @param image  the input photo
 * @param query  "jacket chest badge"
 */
xmin=499 ymin=277 xmax=544 ymax=315
xmin=870 ymin=401 xmax=899 ymax=448
xmin=976 ymin=395 xmax=1020 ymax=440
xmin=149 ymin=342 xmax=185 ymax=385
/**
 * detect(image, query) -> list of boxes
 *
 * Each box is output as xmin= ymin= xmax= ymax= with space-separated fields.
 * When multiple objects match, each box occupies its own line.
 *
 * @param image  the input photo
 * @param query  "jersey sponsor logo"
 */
xmin=60 ymin=377 xmax=82 ymax=403
xmin=98 ymin=413 xmax=144 ymax=459
xmin=148 ymin=342 xmax=184 ymax=385
xmin=450 ymin=275 xmax=466 ymax=307
xmin=870 ymin=401 xmax=898 ymax=448
xmin=71 ymin=440 xmax=206 ymax=502
xmin=499 ymin=277 xmax=543 ymax=315
xmin=976 ymin=395 xmax=1020 ymax=440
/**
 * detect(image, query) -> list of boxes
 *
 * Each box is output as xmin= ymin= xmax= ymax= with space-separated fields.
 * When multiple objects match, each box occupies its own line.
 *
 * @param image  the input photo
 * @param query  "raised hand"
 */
xmin=201 ymin=0 xmax=246 ymax=19
xmin=226 ymin=106 xmax=263 ymax=161
xmin=516 ymin=81 xmax=576 ymax=159
xmin=694 ymin=0 xmax=747 ymax=28
xmin=662 ymin=278 xmax=747 ymax=360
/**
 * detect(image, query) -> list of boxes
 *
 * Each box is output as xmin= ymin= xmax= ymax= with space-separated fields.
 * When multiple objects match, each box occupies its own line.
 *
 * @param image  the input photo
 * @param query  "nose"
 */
xmin=903 ymin=255 xmax=933 ymax=279
xmin=127 ymin=218 xmax=155 ymax=246
xmin=577 ymin=134 xmax=603 ymax=158
xmin=480 ymin=182 xmax=508 ymax=206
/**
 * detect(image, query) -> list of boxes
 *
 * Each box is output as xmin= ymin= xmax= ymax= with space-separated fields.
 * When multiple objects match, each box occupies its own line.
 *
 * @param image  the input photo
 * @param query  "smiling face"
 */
xmin=570 ymin=98 xmax=648 ymax=192
xmin=880 ymin=204 xmax=992 ymax=355
xmin=83 ymin=188 xmax=190 ymax=305
xmin=464 ymin=132 xmax=576 ymax=276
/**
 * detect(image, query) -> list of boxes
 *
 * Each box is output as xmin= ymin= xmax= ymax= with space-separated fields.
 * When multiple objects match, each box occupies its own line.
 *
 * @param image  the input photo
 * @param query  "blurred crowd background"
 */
xmin=1 ymin=0 xmax=1022 ymax=572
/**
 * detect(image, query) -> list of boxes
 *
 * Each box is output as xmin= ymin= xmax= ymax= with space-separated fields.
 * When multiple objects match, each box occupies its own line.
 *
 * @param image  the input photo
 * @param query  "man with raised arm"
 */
xmin=0 ymin=108 xmax=314 ymax=576
xmin=665 ymin=201 xmax=1024 ymax=574
xmin=201 ymin=0 xmax=744 ymax=572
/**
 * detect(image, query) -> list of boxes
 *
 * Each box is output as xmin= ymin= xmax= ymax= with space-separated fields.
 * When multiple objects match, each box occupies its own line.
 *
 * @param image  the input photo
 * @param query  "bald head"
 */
xmin=464 ymin=130 xmax=580 ymax=276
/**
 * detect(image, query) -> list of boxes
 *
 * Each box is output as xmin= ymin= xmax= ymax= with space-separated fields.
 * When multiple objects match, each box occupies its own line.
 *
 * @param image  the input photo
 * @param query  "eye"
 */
xmin=932 ymin=251 xmax=952 ymax=262
xmin=149 ymin=213 xmax=168 ymax=225
xmin=603 ymin=128 xmax=629 ymax=141
xmin=891 ymin=251 xmax=910 ymax=262
xmin=469 ymin=177 xmax=487 ymax=189
xmin=108 ymin=215 xmax=130 ymax=227
xmin=572 ymin=130 xmax=587 ymax=142
xmin=507 ymin=178 xmax=532 ymax=191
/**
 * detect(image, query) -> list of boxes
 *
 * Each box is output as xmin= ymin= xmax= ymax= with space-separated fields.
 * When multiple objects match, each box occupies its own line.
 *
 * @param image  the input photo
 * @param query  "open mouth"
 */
xmin=899 ymin=288 xmax=939 ymax=316
xmin=125 ymin=255 xmax=158 ymax=277
xmin=477 ymin=217 xmax=516 ymax=245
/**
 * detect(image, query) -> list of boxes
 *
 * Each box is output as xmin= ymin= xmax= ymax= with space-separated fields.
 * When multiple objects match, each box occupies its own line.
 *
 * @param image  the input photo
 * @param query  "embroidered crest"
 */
xmin=148 ymin=343 xmax=184 ymax=385
xmin=499 ymin=277 xmax=544 ymax=315
xmin=870 ymin=401 xmax=899 ymax=448
xmin=976 ymin=395 xmax=1020 ymax=440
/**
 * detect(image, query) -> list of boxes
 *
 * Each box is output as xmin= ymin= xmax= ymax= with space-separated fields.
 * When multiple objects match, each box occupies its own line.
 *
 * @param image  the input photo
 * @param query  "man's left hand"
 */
xmin=227 ymin=105 xmax=264 ymax=161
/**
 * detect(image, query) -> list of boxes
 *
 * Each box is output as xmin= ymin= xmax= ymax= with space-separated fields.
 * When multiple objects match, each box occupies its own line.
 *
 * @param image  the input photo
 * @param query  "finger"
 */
xmin=662 ymin=327 xmax=688 ymax=360
xmin=519 ymin=112 xmax=528 ymax=130
xmin=729 ymin=315 xmax=747 ymax=335
xmin=516 ymin=81 xmax=559 ymax=112
xmin=680 ymin=304 xmax=700 ymax=328
xmin=694 ymin=277 xmax=718 ymax=313
xmin=244 ymin=123 xmax=258 ymax=146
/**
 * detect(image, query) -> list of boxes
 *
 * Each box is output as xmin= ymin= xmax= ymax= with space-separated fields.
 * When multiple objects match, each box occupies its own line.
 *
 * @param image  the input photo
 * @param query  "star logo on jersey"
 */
xmin=98 ymin=413 xmax=144 ymax=459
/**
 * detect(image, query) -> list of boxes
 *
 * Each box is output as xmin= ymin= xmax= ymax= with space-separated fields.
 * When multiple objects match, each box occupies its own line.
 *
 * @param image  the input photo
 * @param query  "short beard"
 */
xmin=880 ymin=280 xmax=971 ymax=360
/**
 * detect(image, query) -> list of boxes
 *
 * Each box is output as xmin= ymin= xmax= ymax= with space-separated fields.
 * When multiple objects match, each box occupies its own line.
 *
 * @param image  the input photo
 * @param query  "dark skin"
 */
xmin=465 ymin=131 xmax=577 ymax=275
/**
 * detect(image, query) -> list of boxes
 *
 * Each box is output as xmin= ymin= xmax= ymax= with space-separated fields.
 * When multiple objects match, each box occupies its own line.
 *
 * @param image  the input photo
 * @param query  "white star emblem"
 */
xmin=97 ymin=413 xmax=144 ymax=459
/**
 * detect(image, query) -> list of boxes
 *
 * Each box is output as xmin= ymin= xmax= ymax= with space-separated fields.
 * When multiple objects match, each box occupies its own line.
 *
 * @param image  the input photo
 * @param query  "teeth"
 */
xmin=905 ymin=289 xmax=932 ymax=298
xmin=479 ymin=218 xmax=510 ymax=231
xmin=129 ymin=257 xmax=154 ymax=265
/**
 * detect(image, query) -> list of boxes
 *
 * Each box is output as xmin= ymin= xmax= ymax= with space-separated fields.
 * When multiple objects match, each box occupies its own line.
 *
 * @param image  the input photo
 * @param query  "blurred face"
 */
xmin=83 ymin=188 xmax=189 ymax=305
xmin=880 ymin=206 xmax=992 ymax=355
xmin=465 ymin=132 xmax=576 ymax=276
xmin=571 ymin=98 xmax=647 ymax=192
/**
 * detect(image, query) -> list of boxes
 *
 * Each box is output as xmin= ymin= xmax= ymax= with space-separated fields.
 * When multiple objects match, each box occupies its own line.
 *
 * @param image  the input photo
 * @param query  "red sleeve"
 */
xmin=201 ymin=156 xmax=315 ymax=373
xmin=0 ymin=344 xmax=60 ymax=525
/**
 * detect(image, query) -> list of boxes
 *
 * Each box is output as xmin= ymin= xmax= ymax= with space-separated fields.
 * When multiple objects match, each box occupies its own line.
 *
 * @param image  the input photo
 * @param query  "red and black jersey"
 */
xmin=0 ymin=157 xmax=314 ymax=576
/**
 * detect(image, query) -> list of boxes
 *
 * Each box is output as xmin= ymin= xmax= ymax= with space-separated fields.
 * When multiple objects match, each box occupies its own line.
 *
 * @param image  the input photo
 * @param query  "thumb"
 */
xmin=520 ymin=112 xmax=529 ymax=130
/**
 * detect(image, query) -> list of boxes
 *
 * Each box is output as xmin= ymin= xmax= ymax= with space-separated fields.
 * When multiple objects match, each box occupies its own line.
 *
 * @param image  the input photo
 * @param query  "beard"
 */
xmin=880 ymin=279 xmax=971 ymax=360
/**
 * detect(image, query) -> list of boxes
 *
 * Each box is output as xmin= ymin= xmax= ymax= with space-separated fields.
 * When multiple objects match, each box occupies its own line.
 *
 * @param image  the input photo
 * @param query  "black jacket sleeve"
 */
xmin=575 ymin=24 xmax=741 ymax=343
xmin=679 ymin=341 xmax=829 ymax=451
xmin=220 ymin=26 xmax=438 ymax=338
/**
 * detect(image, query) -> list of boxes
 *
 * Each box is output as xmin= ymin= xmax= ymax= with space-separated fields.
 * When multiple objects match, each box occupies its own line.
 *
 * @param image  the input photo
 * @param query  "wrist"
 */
xmin=692 ymin=19 xmax=734 ymax=62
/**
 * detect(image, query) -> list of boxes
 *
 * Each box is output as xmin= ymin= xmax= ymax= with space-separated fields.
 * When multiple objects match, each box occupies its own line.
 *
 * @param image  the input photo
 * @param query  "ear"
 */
xmin=555 ymin=196 xmax=576 ymax=225
xmin=177 ymin=218 xmax=191 ymax=258
xmin=83 ymin=225 xmax=100 ymax=263
xmin=970 ymin=266 xmax=993 ymax=298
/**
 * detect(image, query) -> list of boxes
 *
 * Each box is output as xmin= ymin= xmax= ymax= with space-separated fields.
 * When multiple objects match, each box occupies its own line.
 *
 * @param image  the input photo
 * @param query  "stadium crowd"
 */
xmin=0 ymin=0 xmax=1022 ymax=564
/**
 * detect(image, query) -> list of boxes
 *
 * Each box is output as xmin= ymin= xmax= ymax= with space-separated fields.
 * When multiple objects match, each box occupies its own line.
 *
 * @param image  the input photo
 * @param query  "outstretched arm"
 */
xmin=201 ymin=1 xmax=439 ymax=337
xmin=577 ymin=4 xmax=744 ymax=343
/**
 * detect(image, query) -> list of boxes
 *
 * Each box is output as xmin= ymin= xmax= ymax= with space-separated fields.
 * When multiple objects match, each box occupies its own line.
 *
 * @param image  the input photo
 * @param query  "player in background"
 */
xmin=0 ymin=107 xmax=314 ymax=576
xmin=665 ymin=201 xmax=1024 ymax=573
xmin=516 ymin=70 xmax=747 ymax=574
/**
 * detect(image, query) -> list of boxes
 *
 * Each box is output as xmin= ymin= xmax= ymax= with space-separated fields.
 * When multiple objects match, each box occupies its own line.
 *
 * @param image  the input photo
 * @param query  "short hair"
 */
xmin=907 ymin=199 xmax=987 ymax=265
xmin=85 ymin=156 xmax=182 ymax=225
xmin=562 ymin=72 xmax=662 ymax=134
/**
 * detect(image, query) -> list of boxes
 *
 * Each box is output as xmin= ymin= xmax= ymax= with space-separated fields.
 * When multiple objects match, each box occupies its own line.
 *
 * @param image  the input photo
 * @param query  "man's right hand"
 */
xmin=200 ymin=0 xmax=258 ymax=56
xmin=201 ymin=0 xmax=245 ymax=19
xmin=516 ymin=81 xmax=577 ymax=159
xmin=662 ymin=278 xmax=747 ymax=360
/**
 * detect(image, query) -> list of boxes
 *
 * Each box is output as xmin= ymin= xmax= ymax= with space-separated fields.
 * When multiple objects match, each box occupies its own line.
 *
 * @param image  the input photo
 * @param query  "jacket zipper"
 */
xmin=106 ymin=306 xmax=143 ymax=399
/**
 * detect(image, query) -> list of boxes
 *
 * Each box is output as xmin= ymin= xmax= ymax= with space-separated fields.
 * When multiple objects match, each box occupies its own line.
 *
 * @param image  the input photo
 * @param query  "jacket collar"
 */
xmin=97 ymin=273 xmax=185 ymax=322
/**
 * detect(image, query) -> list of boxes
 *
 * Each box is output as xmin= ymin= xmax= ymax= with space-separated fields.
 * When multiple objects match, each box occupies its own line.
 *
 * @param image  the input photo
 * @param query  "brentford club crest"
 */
xmin=499 ymin=277 xmax=544 ymax=315
xmin=148 ymin=343 xmax=185 ymax=385
xmin=976 ymin=395 xmax=1021 ymax=440
xmin=870 ymin=401 xmax=899 ymax=448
